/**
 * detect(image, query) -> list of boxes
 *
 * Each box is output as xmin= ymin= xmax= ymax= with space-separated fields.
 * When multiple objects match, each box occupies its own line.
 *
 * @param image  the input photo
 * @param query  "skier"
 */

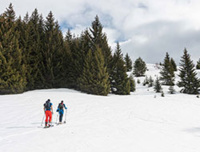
xmin=56 ymin=100 xmax=67 ymax=124
xmin=44 ymin=99 xmax=53 ymax=127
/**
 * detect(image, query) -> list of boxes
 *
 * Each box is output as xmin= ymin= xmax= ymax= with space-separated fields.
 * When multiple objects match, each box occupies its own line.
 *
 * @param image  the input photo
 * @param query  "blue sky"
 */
xmin=1 ymin=0 xmax=200 ymax=64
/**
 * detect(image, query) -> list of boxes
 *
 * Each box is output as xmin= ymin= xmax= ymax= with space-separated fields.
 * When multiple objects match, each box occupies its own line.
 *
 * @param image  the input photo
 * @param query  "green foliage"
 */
xmin=78 ymin=47 xmax=110 ymax=95
xmin=178 ymin=48 xmax=200 ymax=94
xmin=154 ymin=77 xmax=162 ymax=93
xmin=143 ymin=76 xmax=149 ymax=86
xmin=160 ymin=52 xmax=175 ymax=86
xmin=89 ymin=16 xmax=112 ymax=74
xmin=110 ymin=43 xmax=130 ymax=95
xmin=133 ymin=57 xmax=147 ymax=77
xmin=196 ymin=59 xmax=200 ymax=69
xmin=0 ymin=4 xmax=27 ymax=94
xmin=171 ymin=58 xmax=177 ymax=71
xmin=148 ymin=76 xmax=154 ymax=87
xmin=161 ymin=91 xmax=165 ymax=97
xmin=124 ymin=53 xmax=132 ymax=72
xmin=0 ymin=5 xmax=133 ymax=96
xmin=129 ymin=75 xmax=136 ymax=92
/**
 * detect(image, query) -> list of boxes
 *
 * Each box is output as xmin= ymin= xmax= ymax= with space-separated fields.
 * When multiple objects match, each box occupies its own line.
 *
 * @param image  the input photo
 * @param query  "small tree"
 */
xmin=124 ymin=53 xmax=132 ymax=72
xmin=171 ymin=58 xmax=177 ymax=71
xmin=178 ymin=48 xmax=200 ymax=94
xmin=110 ymin=42 xmax=130 ymax=95
xmin=154 ymin=77 xmax=162 ymax=93
xmin=148 ymin=76 xmax=154 ymax=87
xmin=143 ymin=76 xmax=149 ymax=86
xmin=161 ymin=91 xmax=165 ymax=97
xmin=160 ymin=52 xmax=175 ymax=86
xmin=196 ymin=59 xmax=200 ymax=69
xmin=133 ymin=57 xmax=147 ymax=77
xmin=129 ymin=75 xmax=136 ymax=92
xmin=169 ymin=85 xmax=175 ymax=94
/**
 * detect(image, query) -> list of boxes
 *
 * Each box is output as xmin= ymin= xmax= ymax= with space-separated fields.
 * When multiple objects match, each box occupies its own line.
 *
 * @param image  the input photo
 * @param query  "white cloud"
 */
xmin=1 ymin=0 xmax=200 ymax=63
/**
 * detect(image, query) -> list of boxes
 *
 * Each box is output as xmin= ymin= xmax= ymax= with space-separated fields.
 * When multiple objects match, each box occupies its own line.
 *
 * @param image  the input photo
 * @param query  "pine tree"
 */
xmin=143 ymin=76 xmax=149 ymax=86
xmin=171 ymin=58 xmax=177 ymax=71
xmin=78 ymin=47 xmax=110 ymax=95
xmin=124 ymin=53 xmax=132 ymax=72
xmin=129 ymin=75 xmax=136 ymax=92
xmin=0 ymin=4 xmax=27 ymax=94
xmin=110 ymin=43 xmax=130 ymax=95
xmin=78 ymin=49 xmax=93 ymax=93
xmin=154 ymin=77 xmax=162 ymax=93
xmin=67 ymin=34 xmax=83 ymax=89
xmin=160 ymin=52 xmax=175 ymax=86
xmin=89 ymin=16 xmax=112 ymax=77
xmin=148 ymin=76 xmax=154 ymax=87
xmin=178 ymin=48 xmax=200 ymax=94
xmin=24 ymin=9 xmax=44 ymax=90
xmin=169 ymin=85 xmax=175 ymax=94
xmin=41 ymin=11 xmax=64 ymax=88
xmin=196 ymin=59 xmax=200 ymax=69
xmin=133 ymin=57 xmax=147 ymax=77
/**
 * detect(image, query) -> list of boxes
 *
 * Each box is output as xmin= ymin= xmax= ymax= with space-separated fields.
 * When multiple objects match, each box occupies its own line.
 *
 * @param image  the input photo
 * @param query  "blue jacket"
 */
xmin=57 ymin=103 xmax=67 ymax=115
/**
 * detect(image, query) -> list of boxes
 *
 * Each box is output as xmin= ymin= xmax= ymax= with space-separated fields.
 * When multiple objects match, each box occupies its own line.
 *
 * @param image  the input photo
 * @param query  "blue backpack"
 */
xmin=44 ymin=101 xmax=51 ymax=111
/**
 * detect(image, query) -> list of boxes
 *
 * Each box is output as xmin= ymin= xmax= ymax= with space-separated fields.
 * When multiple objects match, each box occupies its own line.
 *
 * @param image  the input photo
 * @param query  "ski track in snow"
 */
xmin=0 ymin=64 xmax=200 ymax=152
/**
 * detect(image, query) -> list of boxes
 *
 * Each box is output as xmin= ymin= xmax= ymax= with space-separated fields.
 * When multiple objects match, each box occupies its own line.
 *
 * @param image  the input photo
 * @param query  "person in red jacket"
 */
xmin=43 ymin=99 xmax=53 ymax=127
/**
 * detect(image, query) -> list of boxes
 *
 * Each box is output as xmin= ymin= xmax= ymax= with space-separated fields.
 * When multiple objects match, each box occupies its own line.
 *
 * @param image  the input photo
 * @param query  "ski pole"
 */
xmin=41 ymin=114 xmax=44 ymax=126
xmin=56 ymin=113 xmax=59 ymax=124
xmin=64 ymin=109 xmax=67 ymax=123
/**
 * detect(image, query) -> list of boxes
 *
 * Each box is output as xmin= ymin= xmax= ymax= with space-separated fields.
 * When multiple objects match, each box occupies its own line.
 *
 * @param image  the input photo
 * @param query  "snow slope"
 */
xmin=1 ymin=64 xmax=200 ymax=152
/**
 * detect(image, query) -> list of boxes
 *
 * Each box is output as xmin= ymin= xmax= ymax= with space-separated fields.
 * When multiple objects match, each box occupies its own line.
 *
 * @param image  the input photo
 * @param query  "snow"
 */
xmin=1 ymin=64 xmax=200 ymax=152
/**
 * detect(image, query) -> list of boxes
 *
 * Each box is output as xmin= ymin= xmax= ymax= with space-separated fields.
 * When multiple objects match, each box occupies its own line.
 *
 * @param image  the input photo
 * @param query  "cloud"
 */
xmin=1 ymin=0 xmax=200 ymax=63
xmin=121 ymin=20 xmax=200 ymax=64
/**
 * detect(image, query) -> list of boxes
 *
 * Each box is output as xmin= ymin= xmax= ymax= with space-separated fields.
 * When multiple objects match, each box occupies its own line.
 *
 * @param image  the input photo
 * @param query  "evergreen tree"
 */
xmin=154 ymin=77 xmax=162 ymax=93
xmin=143 ymin=76 xmax=149 ymax=86
xmin=124 ymin=53 xmax=132 ymax=72
xmin=78 ymin=47 xmax=110 ymax=95
xmin=133 ymin=57 xmax=147 ymax=77
xmin=129 ymin=75 xmax=136 ymax=92
xmin=196 ymin=59 xmax=200 ymax=69
xmin=66 ymin=33 xmax=83 ymax=89
xmin=171 ymin=58 xmax=177 ymax=71
xmin=23 ymin=9 xmax=45 ymax=90
xmin=178 ymin=48 xmax=200 ymax=94
xmin=169 ymin=85 xmax=175 ymax=94
xmin=148 ymin=76 xmax=154 ymax=87
xmin=41 ymin=11 xmax=64 ymax=88
xmin=0 ymin=4 xmax=27 ymax=94
xmin=89 ymin=16 xmax=112 ymax=77
xmin=160 ymin=52 xmax=175 ymax=85
xmin=110 ymin=43 xmax=130 ymax=95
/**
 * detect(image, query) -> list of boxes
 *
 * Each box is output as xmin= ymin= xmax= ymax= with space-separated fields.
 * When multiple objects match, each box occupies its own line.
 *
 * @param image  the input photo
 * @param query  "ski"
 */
xmin=43 ymin=124 xmax=54 ymax=128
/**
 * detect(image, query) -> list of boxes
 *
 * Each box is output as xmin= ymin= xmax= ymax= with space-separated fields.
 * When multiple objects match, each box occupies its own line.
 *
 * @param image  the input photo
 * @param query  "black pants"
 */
xmin=59 ymin=113 xmax=63 ymax=122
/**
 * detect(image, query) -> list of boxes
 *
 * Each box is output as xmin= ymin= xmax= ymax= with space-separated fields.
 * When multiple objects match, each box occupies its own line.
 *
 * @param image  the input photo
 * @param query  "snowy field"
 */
xmin=1 ymin=64 xmax=200 ymax=152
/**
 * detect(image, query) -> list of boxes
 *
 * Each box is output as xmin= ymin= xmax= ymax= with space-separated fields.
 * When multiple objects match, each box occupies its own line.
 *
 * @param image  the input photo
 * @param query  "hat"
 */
xmin=61 ymin=100 xmax=63 ymax=103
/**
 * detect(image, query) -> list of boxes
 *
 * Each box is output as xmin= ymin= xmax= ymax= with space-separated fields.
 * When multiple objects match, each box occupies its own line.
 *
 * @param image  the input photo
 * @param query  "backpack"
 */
xmin=44 ymin=101 xmax=51 ymax=110
xmin=58 ymin=103 xmax=64 ymax=110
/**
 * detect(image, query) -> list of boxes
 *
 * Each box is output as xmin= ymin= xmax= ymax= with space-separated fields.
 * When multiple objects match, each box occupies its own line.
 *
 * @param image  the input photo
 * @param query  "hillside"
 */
xmin=0 ymin=64 xmax=200 ymax=152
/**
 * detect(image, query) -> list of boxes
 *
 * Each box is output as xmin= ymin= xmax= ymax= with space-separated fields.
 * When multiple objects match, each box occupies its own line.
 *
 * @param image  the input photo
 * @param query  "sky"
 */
xmin=1 ymin=0 xmax=200 ymax=64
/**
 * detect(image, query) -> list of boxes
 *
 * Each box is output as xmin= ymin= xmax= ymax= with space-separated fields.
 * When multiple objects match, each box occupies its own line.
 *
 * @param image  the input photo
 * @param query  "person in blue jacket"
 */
xmin=56 ymin=100 xmax=67 ymax=124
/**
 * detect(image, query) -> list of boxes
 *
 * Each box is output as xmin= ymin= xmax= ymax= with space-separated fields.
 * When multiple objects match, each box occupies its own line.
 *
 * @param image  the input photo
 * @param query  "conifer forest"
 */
xmin=0 ymin=4 xmax=200 ymax=95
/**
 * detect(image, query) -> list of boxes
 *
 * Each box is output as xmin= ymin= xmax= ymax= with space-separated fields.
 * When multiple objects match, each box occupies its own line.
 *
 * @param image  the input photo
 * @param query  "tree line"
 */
xmin=0 ymin=4 xmax=135 ymax=95
xmin=140 ymin=49 xmax=200 ymax=95
xmin=1 ymin=4 xmax=200 ymax=96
